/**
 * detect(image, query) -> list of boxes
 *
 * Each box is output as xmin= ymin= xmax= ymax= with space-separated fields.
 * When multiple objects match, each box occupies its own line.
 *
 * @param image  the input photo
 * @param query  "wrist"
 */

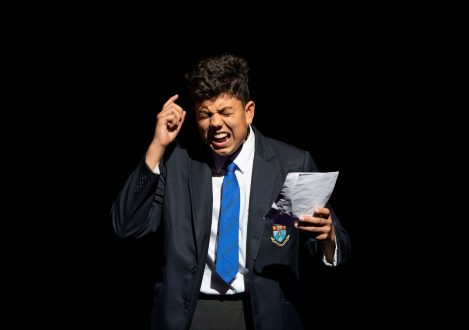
xmin=146 ymin=143 xmax=165 ymax=169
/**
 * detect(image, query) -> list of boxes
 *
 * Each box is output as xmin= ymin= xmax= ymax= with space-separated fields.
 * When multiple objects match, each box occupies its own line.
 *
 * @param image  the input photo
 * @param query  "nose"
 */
xmin=210 ymin=113 xmax=223 ymax=128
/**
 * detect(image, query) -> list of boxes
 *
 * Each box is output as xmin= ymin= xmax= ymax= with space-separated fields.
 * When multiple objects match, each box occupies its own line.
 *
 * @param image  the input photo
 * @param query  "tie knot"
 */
xmin=225 ymin=161 xmax=237 ymax=173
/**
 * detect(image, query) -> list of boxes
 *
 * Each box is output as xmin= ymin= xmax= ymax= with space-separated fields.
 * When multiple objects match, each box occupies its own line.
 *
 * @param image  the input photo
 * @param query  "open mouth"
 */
xmin=210 ymin=132 xmax=231 ymax=148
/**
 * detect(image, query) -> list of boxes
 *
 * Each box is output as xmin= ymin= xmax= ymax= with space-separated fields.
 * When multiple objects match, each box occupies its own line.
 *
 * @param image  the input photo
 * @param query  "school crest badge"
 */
xmin=271 ymin=224 xmax=290 ymax=246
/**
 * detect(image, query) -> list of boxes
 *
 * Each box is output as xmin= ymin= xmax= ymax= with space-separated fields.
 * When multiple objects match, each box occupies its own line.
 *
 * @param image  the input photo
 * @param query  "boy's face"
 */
xmin=195 ymin=94 xmax=255 ymax=156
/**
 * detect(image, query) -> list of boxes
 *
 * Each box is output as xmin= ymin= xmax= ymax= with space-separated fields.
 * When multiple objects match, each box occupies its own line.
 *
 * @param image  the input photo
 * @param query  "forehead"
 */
xmin=196 ymin=94 xmax=242 ymax=111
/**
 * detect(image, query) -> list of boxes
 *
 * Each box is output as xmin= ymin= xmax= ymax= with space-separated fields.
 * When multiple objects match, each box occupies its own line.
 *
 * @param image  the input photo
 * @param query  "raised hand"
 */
xmin=146 ymin=94 xmax=186 ymax=169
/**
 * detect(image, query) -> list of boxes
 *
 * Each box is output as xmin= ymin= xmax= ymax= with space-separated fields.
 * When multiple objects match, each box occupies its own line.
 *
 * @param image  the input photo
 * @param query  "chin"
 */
xmin=212 ymin=149 xmax=231 ymax=156
xmin=210 ymin=145 xmax=234 ymax=156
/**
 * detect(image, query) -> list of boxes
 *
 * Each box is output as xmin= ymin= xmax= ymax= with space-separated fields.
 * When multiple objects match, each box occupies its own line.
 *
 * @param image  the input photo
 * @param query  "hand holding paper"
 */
xmin=265 ymin=172 xmax=339 ymax=226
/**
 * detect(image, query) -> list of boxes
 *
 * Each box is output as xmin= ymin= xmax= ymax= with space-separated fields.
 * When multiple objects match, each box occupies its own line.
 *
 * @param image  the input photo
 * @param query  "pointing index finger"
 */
xmin=163 ymin=94 xmax=179 ymax=108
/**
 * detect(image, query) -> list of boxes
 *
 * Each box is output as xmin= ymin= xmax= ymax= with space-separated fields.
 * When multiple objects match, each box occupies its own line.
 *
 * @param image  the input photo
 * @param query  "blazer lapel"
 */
xmin=188 ymin=159 xmax=213 ymax=261
xmin=246 ymin=132 xmax=284 ymax=271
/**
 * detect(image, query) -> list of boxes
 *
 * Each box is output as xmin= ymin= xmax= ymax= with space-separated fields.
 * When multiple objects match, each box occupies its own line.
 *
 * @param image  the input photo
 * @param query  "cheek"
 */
xmin=197 ymin=120 xmax=208 ymax=130
xmin=233 ymin=124 xmax=248 ymax=140
xmin=197 ymin=123 xmax=207 ymax=136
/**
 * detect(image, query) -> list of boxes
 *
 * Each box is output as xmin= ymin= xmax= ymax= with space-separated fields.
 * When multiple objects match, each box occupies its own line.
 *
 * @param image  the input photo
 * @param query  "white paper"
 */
xmin=265 ymin=172 xmax=339 ymax=226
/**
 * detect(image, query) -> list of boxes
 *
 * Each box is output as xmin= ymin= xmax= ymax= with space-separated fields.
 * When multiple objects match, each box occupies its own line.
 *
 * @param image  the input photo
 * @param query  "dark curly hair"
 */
xmin=185 ymin=54 xmax=250 ymax=106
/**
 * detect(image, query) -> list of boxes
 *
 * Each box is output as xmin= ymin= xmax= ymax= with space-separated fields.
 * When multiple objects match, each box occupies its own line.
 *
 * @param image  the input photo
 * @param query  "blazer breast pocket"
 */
xmin=253 ymin=221 xmax=299 ymax=274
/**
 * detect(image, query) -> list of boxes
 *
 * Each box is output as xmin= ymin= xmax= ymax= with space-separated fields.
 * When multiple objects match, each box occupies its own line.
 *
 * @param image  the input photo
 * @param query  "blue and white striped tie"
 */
xmin=215 ymin=161 xmax=240 ymax=285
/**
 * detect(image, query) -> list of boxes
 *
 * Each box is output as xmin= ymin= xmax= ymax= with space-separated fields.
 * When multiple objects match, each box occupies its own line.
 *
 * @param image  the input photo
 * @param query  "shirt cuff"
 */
xmin=322 ymin=239 xmax=338 ymax=267
xmin=152 ymin=163 xmax=160 ymax=175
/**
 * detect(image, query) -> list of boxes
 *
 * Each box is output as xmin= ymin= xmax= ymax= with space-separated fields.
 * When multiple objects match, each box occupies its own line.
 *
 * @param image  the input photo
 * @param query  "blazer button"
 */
xmin=183 ymin=298 xmax=190 ymax=309
xmin=191 ymin=266 xmax=197 ymax=275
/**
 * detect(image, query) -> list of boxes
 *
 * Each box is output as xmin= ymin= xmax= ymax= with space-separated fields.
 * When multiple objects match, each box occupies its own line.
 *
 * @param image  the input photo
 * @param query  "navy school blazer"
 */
xmin=112 ymin=126 xmax=351 ymax=330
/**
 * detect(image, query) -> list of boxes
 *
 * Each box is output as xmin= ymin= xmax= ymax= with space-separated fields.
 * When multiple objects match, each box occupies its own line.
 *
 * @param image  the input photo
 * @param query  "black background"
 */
xmin=7 ymin=3 xmax=467 ymax=329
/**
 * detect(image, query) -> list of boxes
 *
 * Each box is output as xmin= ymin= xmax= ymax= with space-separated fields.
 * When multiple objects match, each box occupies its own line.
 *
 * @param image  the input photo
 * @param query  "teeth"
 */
xmin=214 ymin=133 xmax=228 ymax=139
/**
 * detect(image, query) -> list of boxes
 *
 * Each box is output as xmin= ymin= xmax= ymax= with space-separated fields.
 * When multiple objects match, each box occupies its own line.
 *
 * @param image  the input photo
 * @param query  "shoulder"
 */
xmin=164 ymin=137 xmax=210 ymax=166
xmin=253 ymin=126 xmax=309 ymax=157
xmin=265 ymin=135 xmax=307 ymax=155
xmin=253 ymin=127 xmax=318 ymax=172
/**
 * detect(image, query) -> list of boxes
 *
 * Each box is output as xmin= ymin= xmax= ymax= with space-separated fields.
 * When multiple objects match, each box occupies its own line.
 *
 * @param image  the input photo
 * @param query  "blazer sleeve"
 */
xmin=111 ymin=155 xmax=165 ymax=239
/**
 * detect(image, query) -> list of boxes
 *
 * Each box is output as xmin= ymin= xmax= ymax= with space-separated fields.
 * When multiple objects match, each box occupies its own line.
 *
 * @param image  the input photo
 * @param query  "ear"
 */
xmin=244 ymin=100 xmax=255 ymax=125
